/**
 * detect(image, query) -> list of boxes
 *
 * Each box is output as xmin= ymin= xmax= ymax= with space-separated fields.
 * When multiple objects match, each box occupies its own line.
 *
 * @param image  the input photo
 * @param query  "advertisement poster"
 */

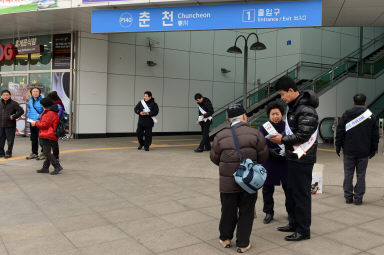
xmin=52 ymin=72 xmax=70 ymax=133
xmin=8 ymin=83 xmax=29 ymax=136
xmin=52 ymin=34 xmax=71 ymax=70
xmin=0 ymin=0 xmax=57 ymax=15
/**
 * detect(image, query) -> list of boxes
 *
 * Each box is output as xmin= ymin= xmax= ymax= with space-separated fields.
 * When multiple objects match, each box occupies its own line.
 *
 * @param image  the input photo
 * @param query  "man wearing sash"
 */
xmin=335 ymin=93 xmax=379 ymax=205
xmin=134 ymin=91 xmax=159 ymax=151
xmin=268 ymin=76 xmax=318 ymax=242
xmin=194 ymin=93 xmax=214 ymax=152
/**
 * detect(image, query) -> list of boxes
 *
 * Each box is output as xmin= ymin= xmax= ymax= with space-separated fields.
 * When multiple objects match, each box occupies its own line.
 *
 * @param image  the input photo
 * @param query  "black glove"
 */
xmin=269 ymin=148 xmax=283 ymax=158
xmin=369 ymin=152 xmax=376 ymax=159
xmin=336 ymin=146 xmax=341 ymax=157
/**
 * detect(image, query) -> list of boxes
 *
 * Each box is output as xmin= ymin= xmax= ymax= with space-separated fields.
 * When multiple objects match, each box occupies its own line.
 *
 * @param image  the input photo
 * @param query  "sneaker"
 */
xmin=51 ymin=163 xmax=63 ymax=175
xmin=36 ymin=168 xmax=49 ymax=173
xmin=144 ymin=147 xmax=149 ymax=151
xmin=354 ymin=199 xmax=362 ymax=205
xmin=26 ymin=153 xmax=38 ymax=160
xmin=4 ymin=154 xmax=12 ymax=159
xmin=138 ymin=145 xmax=143 ymax=150
xmin=0 ymin=154 xmax=5 ymax=158
xmin=237 ymin=243 xmax=251 ymax=253
xmin=194 ymin=148 xmax=204 ymax=153
xmin=36 ymin=154 xmax=46 ymax=160
xmin=219 ymin=239 xmax=231 ymax=248
xmin=345 ymin=198 xmax=353 ymax=204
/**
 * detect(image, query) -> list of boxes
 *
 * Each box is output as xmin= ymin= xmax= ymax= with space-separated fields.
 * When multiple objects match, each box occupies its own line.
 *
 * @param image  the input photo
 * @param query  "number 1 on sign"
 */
xmin=242 ymin=9 xmax=255 ymax=22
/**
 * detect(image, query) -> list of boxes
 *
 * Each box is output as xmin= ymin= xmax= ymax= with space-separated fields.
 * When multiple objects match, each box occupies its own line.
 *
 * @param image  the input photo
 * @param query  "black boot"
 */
xmin=37 ymin=160 xmax=50 ymax=173
xmin=51 ymin=162 xmax=63 ymax=175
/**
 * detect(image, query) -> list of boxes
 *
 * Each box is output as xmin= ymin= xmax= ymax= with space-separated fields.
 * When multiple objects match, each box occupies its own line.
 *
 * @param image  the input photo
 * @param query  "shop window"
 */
xmin=29 ymin=73 xmax=51 ymax=95
xmin=29 ymin=35 xmax=52 ymax=70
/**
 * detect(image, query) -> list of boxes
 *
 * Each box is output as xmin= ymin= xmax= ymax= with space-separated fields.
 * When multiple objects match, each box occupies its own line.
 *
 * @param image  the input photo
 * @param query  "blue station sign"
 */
xmin=92 ymin=0 xmax=321 ymax=33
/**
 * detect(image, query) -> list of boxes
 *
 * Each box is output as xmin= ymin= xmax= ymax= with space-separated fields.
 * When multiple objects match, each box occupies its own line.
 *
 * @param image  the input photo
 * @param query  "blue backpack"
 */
xmin=231 ymin=126 xmax=267 ymax=194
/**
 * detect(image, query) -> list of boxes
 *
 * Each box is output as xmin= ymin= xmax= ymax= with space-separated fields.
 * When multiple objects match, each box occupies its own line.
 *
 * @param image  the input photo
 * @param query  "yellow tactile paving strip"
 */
xmin=0 ymin=138 xmax=335 ymax=162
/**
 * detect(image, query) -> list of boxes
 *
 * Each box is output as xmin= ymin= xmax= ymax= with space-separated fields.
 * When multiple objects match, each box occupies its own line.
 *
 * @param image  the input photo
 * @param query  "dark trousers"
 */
xmin=42 ymin=144 xmax=58 ymax=169
xmin=286 ymin=161 xmax=313 ymax=235
xmin=262 ymin=183 xmax=287 ymax=214
xmin=219 ymin=191 xmax=257 ymax=248
xmin=52 ymin=141 xmax=59 ymax=159
xmin=199 ymin=120 xmax=211 ymax=150
xmin=343 ymin=154 xmax=368 ymax=201
xmin=30 ymin=124 xmax=41 ymax=155
xmin=136 ymin=124 xmax=153 ymax=148
xmin=0 ymin=127 xmax=16 ymax=155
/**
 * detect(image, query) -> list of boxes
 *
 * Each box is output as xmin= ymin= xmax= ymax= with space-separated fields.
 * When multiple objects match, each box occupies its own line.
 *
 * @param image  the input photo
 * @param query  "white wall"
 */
xmin=74 ymin=27 xmax=384 ymax=135
xmin=75 ymin=32 xmax=109 ymax=134
xmin=317 ymin=74 xmax=384 ymax=122
xmin=300 ymin=27 xmax=384 ymax=80
xmin=105 ymin=28 xmax=301 ymax=133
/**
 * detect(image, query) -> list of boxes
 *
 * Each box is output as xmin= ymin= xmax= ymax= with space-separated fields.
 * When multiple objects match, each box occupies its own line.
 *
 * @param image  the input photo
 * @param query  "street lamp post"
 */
xmin=227 ymin=33 xmax=266 ymax=109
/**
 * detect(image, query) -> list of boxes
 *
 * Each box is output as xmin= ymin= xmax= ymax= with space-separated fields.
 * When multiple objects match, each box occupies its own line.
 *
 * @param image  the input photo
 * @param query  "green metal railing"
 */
xmin=369 ymin=91 xmax=384 ymax=118
xmin=210 ymin=33 xmax=384 ymax=134
xmin=211 ymin=63 xmax=300 ymax=130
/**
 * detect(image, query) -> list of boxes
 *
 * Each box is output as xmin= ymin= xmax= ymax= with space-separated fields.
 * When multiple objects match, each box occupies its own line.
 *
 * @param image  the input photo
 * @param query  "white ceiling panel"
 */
xmin=322 ymin=0 xmax=344 ymax=8
xmin=344 ymin=0 xmax=384 ymax=8
xmin=322 ymin=7 xmax=340 ymax=26
xmin=335 ymin=7 xmax=384 ymax=26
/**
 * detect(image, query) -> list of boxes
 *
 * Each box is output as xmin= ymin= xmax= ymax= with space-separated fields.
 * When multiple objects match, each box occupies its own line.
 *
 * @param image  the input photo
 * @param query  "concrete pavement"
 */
xmin=0 ymin=136 xmax=383 ymax=255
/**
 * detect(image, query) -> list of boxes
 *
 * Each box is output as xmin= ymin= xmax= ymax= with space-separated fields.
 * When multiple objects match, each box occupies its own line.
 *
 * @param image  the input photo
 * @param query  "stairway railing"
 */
xmin=210 ymin=33 xmax=384 ymax=135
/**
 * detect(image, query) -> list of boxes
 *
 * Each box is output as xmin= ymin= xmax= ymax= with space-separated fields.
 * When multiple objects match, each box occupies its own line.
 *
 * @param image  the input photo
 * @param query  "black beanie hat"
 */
xmin=40 ymin=98 xmax=54 ymax=108
xmin=227 ymin=104 xmax=246 ymax=118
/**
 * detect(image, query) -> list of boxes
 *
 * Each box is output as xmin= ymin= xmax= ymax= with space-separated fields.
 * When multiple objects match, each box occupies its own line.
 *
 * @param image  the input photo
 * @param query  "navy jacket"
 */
xmin=259 ymin=120 xmax=288 ymax=186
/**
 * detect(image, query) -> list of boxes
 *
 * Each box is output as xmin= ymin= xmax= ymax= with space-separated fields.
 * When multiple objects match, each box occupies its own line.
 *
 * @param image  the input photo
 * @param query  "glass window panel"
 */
xmin=29 ymin=35 xmax=52 ymax=71
xmin=14 ymin=54 xmax=28 ymax=71
xmin=29 ymin=73 xmax=51 ymax=96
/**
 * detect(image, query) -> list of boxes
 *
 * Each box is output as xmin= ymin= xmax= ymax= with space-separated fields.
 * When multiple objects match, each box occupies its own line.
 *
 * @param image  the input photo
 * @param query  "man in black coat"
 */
xmin=335 ymin=93 xmax=379 ymax=205
xmin=269 ymin=76 xmax=319 ymax=242
xmin=194 ymin=93 xmax=214 ymax=152
xmin=134 ymin=91 xmax=159 ymax=151
xmin=0 ymin=90 xmax=25 ymax=158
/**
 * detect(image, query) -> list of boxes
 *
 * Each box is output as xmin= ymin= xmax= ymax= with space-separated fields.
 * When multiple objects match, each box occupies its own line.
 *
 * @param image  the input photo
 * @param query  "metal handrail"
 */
xmin=211 ymin=33 xmax=384 ymax=130
xmin=212 ymin=62 xmax=300 ymax=116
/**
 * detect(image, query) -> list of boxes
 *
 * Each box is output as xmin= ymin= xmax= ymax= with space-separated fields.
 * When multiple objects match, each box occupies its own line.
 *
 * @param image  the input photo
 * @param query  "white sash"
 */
xmin=285 ymin=107 xmax=318 ymax=159
xmin=262 ymin=121 xmax=285 ymax=153
xmin=141 ymin=99 xmax=158 ymax=124
xmin=345 ymin=109 xmax=372 ymax=132
xmin=198 ymin=105 xmax=213 ymax=122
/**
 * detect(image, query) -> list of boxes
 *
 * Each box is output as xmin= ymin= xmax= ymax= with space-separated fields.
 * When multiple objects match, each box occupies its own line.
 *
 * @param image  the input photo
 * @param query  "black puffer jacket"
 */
xmin=282 ymin=90 xmax=319 ymax=164
xmin=0 ymin=99 xmax=24 ymax=128
xmin=134 ymin=98 xmax=159 ymax=127
xmin=197 ymin=97 xmax=214 ymax=118
xmin=335 ymin=106 xmax=379 ymax=157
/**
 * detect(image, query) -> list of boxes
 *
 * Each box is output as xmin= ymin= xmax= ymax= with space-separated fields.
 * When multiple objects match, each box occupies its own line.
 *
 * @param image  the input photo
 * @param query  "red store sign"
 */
xmin=0 ymin=43 xmax=17 ymax=61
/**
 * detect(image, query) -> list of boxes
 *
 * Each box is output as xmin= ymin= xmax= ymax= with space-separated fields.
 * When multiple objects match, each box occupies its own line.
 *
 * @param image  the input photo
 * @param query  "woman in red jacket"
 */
xmin=31 ymin=98 xmax=63 ymax=175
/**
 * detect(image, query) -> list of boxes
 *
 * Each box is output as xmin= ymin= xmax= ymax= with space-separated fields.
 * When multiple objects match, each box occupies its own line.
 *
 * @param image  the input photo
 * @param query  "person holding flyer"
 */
xmin=268 ymin=76 xmax=319 ymax=242
xmin=258 ymin=100 xmax=288 ymax=225
xmin=134 ymin=91 xmax=159 ymax=151
xmin=194 ymin=93 xmax=214 ymax=152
